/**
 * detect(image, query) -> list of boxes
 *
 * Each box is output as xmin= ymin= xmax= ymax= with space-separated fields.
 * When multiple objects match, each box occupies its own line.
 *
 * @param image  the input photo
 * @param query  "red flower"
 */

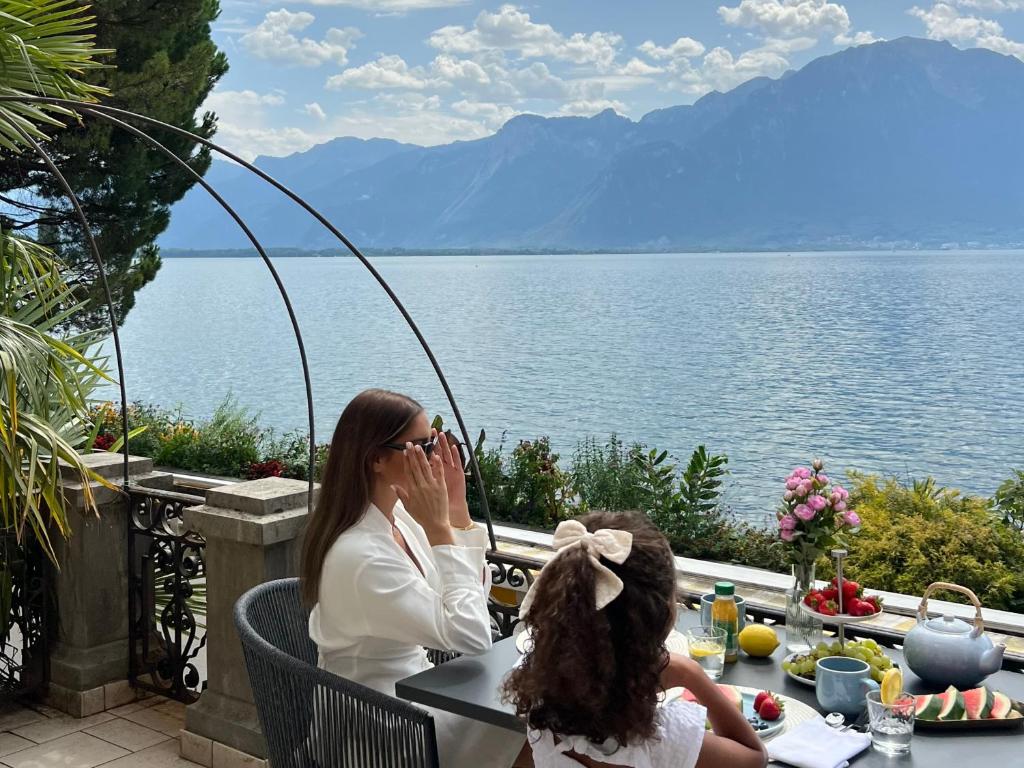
xmin=93 ymin=433 xmax=116 ymax=451
xmin=247 ymin=460 xmax=284 ymax=479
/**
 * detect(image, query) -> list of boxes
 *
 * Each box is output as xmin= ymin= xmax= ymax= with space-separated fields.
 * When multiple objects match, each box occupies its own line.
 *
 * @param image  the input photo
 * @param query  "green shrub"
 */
xmin=263 ymin=430 xmax=329 ymax=481
xmin=153 ymin=397 xmax=262 ymax=477
xmin=842 ymin=473 xmax=1024 ymax=612
xmin=570 ymin=435 xmax=647 ymax=512
xmin=993 ymin=469 xmax=1024 ymax=534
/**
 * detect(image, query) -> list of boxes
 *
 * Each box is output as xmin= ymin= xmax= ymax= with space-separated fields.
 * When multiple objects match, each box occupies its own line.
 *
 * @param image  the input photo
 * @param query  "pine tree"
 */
xmin=0 ymin=0 xmax=228 ymax=329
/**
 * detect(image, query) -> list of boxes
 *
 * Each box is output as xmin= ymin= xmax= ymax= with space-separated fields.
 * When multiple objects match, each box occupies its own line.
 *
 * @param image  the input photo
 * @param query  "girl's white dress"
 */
xmin=309 ymin=501 xmax=525 ymax=768
xmin=527 ymin=701 xmax=707 ymax=768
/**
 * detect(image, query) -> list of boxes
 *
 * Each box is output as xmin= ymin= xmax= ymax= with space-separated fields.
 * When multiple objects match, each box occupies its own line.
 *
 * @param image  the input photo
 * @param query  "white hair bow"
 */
xmin=519 ymin=519 xmax=634 ymax=617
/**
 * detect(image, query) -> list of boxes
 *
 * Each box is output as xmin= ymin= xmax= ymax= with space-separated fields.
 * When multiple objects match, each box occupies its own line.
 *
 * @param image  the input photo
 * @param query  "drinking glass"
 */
xmin=687 ymin=626 xmax=726 ymax=680
xmin=865 ymin=690 xmax=914 ymax=755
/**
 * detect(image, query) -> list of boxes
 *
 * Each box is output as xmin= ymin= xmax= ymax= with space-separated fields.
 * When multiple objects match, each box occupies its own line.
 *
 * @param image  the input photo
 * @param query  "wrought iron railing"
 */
xmin=486 ymin=550 xmax=540 ymax=639
xmin=127 ymin=486 xmax=208 ymax=703
xmin=0 ymin=531 xmax=47 ymax=700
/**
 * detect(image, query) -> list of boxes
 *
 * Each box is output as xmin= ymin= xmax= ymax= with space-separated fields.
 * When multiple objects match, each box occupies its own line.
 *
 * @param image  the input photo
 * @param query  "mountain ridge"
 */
xmin=161 ymin=37 xmax=1024 ymax=251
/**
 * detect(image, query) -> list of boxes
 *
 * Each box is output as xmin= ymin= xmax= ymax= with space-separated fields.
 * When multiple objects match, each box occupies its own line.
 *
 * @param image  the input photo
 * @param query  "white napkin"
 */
xmin=767 ymin=717 xmax=871 ymax=768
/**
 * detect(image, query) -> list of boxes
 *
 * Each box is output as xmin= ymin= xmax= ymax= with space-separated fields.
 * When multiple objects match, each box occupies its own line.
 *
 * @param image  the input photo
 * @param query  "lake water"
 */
xmin=99 ymin=251 xmax=1024 ymax=524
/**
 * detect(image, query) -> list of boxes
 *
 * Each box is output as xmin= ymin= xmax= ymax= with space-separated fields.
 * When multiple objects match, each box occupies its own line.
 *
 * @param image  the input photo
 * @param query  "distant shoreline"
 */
xmin=161 ymin=246 xmax=1024 ymax=259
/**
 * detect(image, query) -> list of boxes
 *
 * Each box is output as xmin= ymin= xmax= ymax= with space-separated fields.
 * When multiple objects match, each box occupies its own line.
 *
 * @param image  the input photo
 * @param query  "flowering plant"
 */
xmin=776 ymin=458 xmax=860 ymax=572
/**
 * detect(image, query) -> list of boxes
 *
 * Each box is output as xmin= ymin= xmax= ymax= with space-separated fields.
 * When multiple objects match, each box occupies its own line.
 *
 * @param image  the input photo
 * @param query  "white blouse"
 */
xmin=308 ymin=501 xmax=524 ymax=768
xmin=528 ymin=701 xmax=708 ymax=768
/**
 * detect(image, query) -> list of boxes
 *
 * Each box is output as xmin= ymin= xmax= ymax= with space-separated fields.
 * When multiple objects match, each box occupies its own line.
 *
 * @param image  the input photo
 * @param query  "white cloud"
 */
xmin=956 ymin=0 xmax=1024 ymax=10
xmin=241 ymin=9 xmax=361 ymax=67
xmin=618 ymin=57 xmax=666 ymax=76
xmin=637 ymin=37 xmax=706 ymax=61
xmin=451 ymin=99 xmax=518 ymax=128
xmin=203 ymin=89 xmax=319 ymax=160
xmin=718 ymin=0 xmax=852 ymax=37
xmin=557 ymin=98 xmax=627 ymax=116
xmin=833 ymin=30 xmax=883 ymax=46
xmin=212 ymin=124 xmax=323 ymax=161
xmin=327 ymin=107 xmax=491 ymax=145
xmin=304 ymin=102 xmax=327 ymax=120
xmin=910 ymin=2 xmax=1024 ymax=57
xmin=326 ymin=54 xmax=429 ymax=90
xmin=700 ymin=43 xmax=792 ymax=91
xmin=301 ymin=0 xmax=468 ymax=8
xmin=205 ymin=90 xmax=286 ymax=111
xmin=429 ymin=5 xmax=622 ymax=69
xmin=910 ymin=2 xmax=1001 ymax=40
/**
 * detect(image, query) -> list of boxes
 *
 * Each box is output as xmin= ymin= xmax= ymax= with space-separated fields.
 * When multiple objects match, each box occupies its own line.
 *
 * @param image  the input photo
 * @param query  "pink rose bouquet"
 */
xmin=776 ymin=458 xmax=859 ymax=571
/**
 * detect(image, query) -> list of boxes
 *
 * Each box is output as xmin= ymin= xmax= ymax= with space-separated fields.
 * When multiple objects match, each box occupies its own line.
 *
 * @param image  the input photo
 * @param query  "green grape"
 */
xmin=830 ymin=642 xmax=843 ymax=654
xmin=815 ymin=642 xmax=830 ymax=656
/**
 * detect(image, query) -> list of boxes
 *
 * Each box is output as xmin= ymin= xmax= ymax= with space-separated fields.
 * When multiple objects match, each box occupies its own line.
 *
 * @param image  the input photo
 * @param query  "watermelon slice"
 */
xmin=962 ymin=687 xmax=994 ymax=720
xmin=914 ymin=694 xmax=943 ymax=720
xmin=937 ymin=686 xmax=966 ymax=721
xmin=990 ymin=691 xmax=1013 ymax=719
xmin=716 ymin=684 xmax=743 ymax=711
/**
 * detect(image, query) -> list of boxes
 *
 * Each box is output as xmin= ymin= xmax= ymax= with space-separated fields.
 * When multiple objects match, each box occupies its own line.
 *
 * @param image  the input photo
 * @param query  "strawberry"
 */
xmin=803 ymin=593 xmax=822 ymax=610
xmin=822 ymin=587 xmax=839 ymax=601
xmin=753 ymin=691 xmax=773 ymax=711
xmin=818 ymin=600 xmax=838 ymax=616
xmin=864 ymin=595 xmax=882 ymax=613
xmin=846 ymin=598 xmax=873 ymax=617
xmin=757 ymin=694 xmax=784 ymax=721
xmin=841 ymin=580 xmax=861 ymax=602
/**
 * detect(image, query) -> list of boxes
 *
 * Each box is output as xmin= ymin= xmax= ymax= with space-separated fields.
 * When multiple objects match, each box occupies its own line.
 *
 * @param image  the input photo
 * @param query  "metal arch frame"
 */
xmin=1 ymin=95 xmax=497 ymax=548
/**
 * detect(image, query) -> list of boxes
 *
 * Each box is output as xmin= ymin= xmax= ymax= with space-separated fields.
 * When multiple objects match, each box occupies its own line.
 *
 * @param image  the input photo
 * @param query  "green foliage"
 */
xmin=0 ymin=0 xmax=229 ymax=330
xmin=0 ymin=0 xmax=109 ymax=151
xmin=632 ymin=445 xmax=729 ymax=547
xmin=90 ymin=396 xmax=329 ymax=480
xmin=680 ymin=446 xmax=729 ymax=515
xmin=0 ymin=223 xmax=110 ymax=561
xmin=993 ymin=470 xmax=1024 ymax=533
xmin=570 ymin=435 xmax=646 ymax=512
xmin=842 ymin=473 xmax=1024 ymax=612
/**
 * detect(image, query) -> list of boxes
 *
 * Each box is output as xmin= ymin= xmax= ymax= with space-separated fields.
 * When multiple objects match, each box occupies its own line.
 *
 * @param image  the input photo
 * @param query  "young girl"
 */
xmin=504 ymin=511 xmax=768 ymax=768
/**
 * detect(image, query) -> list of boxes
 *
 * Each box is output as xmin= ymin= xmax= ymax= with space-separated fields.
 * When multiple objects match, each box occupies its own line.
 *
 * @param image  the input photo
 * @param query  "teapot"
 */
xmin=903 ymin=582 xmax=1006 ymax=689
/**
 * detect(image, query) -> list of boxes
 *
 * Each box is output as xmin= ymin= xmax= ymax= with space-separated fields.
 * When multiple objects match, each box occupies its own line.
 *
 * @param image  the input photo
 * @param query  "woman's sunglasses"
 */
xmin=381 ymin=436 xmax=437 ymax=458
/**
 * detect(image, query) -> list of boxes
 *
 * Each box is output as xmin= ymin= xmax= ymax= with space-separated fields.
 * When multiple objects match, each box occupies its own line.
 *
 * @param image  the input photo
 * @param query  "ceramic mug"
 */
xmin=700 ymin=594 xmax=747 ymax=634
xmin=815 ymin=656 xmax=880 ymax=718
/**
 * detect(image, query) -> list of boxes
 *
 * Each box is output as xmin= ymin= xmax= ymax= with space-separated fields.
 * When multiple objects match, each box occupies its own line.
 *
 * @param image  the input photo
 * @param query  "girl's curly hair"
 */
xmin=502 ymin=511 xmax=678 ymax=747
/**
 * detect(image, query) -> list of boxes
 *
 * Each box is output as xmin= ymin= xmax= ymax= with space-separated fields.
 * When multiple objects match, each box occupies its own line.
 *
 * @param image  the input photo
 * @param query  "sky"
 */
xmin=209 ymin=1 xmax=1024 ymax=159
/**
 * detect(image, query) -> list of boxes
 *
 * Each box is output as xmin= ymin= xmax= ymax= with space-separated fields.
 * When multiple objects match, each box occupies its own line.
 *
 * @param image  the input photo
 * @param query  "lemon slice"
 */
xmin=880 ymin=667 xmax=903 ymax=705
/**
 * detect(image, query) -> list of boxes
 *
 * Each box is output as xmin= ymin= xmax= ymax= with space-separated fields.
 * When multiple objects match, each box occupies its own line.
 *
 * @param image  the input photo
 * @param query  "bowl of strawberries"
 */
xmin=801 ymin=577 xmax=883 ymax=622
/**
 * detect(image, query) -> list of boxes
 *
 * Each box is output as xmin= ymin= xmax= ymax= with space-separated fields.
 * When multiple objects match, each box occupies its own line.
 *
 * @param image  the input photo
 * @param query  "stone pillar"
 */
xmin=181 ymin=477 xmax=313 ymax=765
xmin=50 ymin=452 xmax=174 ymax=716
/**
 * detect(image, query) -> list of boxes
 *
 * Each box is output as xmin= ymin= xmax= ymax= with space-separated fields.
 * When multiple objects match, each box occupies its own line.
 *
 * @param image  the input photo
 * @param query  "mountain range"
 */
xmin=161 ymin=37 xmax=1024 ymax=252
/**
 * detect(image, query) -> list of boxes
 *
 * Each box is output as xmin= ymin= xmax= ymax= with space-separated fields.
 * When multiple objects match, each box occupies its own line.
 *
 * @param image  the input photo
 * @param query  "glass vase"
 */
xmin=785 ymin=563 xmax=823 ymax=654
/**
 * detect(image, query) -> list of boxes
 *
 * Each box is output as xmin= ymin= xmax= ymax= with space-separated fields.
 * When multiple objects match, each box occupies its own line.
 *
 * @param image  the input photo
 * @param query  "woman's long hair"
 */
xmin=503 ymin=511 xmax=677 ymax=747
xmin=300 ymin=388 xmax=423 ymax=605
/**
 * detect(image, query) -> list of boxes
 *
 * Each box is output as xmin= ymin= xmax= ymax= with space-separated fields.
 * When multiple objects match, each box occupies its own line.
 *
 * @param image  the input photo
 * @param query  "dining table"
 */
xmin=396 ymin=607 xmax=1024 ymax=765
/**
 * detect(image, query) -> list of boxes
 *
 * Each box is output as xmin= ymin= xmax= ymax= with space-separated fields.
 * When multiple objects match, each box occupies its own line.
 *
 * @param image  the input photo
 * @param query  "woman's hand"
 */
xmin=392 ymin=442 xmax=454 ymax=546
xmin=437 ymin=431 xmax=471 ymax=527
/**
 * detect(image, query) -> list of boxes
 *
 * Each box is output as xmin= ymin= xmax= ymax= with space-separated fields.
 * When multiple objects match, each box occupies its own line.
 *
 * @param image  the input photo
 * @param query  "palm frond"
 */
xmin=0 ymin=0 xmax=111 ymax=152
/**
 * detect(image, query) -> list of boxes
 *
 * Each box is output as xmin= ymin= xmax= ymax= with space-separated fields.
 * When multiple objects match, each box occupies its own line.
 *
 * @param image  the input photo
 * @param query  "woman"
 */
xmin=304 ymin=389 xmax=528 ymax=768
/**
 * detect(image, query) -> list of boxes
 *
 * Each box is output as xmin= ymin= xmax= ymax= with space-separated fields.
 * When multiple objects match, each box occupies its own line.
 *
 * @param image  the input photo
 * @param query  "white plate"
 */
xmin=665 ymin=685 xmax=820 ymax=741
xmin=799 ymin=602 xmax=879 ymax=623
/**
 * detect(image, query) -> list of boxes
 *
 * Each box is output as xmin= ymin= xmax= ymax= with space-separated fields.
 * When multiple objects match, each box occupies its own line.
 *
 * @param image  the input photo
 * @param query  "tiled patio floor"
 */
xmin=0 ymin=697 xmax=201 ymax=768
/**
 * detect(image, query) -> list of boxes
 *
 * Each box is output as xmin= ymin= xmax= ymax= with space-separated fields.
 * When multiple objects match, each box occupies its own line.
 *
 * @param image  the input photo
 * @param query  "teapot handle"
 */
xmin=918 ymin=582 xmax=984 ymax=636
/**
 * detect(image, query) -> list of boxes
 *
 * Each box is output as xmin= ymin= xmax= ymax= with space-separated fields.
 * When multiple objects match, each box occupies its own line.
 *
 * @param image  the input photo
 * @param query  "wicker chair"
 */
xmin=234 ymin=578 xmax=440 ymax=768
